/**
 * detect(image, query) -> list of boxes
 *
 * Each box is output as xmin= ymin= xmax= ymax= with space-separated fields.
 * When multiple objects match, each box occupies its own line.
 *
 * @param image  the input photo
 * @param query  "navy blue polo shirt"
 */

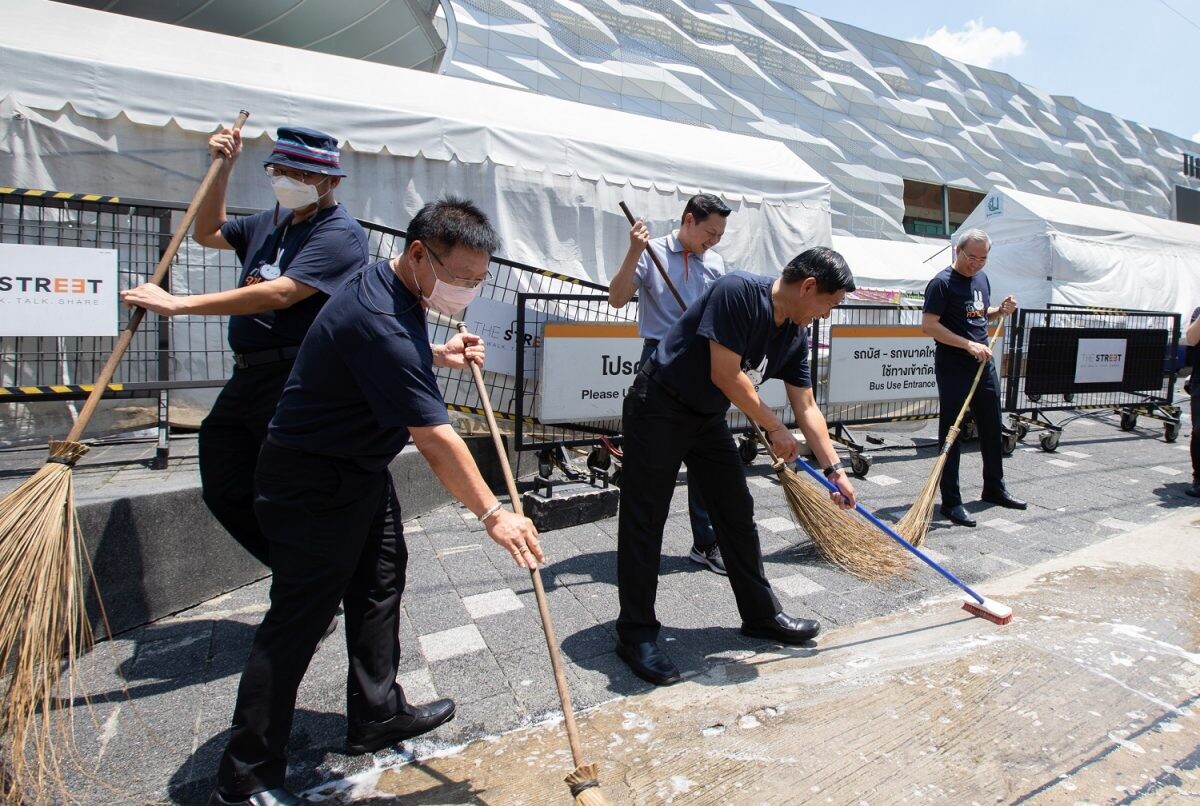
xmin=221 ymin=205 xmax=368 ymax=354
xmin=651 ymin=271 xmax=812 ymax=415
xmin=267 ymin=259 xmax=450 ymax=471
xmin=924 ymin=267 xmax=991 ymax=353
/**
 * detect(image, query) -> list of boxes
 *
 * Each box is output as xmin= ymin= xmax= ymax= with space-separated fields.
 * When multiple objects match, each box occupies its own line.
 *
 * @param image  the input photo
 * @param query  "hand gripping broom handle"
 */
xmin=456 ymin=323 xmax=588 ymax=769
xmin=793 ymin=458 xmax=986 ymax=606
xmin=940 ymin=315 xmax=1007 ymax=456
xmin=618 ymin=201 xmax=686 ymax=311
xmin=63 ymin=110 xmax=251 ymax=444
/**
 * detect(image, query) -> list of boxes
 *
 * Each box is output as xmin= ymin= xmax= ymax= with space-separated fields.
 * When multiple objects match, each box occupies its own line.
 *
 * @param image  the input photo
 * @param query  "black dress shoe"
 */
xmin=208 ymin=788 xmax=311 ymax=805
xmin=344 ymin=698 xmax=456 ymax=755
xmin=740 ymin=612 xmax=821 ymax=645
xmin=981 ymin=490 xmax=1027 ymax=510
xmin=616 ymin=640 xmax=681 ymax=686
xmin=940 ymin=504 xmax=977 ymax=527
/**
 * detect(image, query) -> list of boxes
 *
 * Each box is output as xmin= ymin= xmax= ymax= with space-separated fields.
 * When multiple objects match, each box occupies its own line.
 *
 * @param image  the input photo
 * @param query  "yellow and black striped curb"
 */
xmin=1 ymin=383 xmax=125 ymax=397
xmin=0 ymin=188 xmax=121 ymax=203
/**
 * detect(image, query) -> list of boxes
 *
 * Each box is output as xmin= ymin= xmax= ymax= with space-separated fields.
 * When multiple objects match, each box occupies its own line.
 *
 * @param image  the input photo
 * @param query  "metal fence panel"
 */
xmin=1002 ymin=304 xmax=1182 ymax=448
xmin=0 ymin=188 xmax=615 ymax=458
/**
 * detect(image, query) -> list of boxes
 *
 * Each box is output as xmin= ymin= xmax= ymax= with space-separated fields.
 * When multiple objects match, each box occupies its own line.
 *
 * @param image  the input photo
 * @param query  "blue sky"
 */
xmin=782 ymin=1 xmax=1200 ymax=143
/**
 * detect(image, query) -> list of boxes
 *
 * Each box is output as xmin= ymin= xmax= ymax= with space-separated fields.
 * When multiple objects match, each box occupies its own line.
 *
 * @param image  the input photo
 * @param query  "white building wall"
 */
xmin=441 ymin=0 xmax=1199 ymax=239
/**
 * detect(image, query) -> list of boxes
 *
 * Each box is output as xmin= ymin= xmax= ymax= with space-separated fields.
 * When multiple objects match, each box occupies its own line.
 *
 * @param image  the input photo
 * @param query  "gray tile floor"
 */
xmin=25 ymin=406 xmax=1199 ymax=803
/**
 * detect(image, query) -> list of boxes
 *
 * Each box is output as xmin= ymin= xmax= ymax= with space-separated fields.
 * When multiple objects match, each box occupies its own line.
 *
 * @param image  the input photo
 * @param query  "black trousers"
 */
xmin=199 ymin=362 xmax=295 ymax=566
xmin=639 ymin=340 xmax=715 ymax=549
xmin=935 ymin=353 xmax=1006 ymax=508
xmin=1190 ymin=389 xmax=1199 ymax=482
xmin=615 ymin=372 xmax=779 ymax=645
xmin=216 ymin=441 xmax=407 ymax=796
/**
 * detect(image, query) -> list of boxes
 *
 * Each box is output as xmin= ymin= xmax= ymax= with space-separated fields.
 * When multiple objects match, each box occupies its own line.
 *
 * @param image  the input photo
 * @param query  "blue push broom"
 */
xmin=794 ymin=459 xmax=1013 ymax=625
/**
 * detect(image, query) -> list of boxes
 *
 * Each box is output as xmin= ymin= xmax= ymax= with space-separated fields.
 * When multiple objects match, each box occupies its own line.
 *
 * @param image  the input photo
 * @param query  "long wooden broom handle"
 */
xmin=618 ymin=201 xmax=686 ymax=311
xmin=456 ymin=322 xmax=587 ymax=769
xmin=63 ymin=110 xmax=251 ymax=444
xmin=943 ymin=315 xmax=1007 ymax=448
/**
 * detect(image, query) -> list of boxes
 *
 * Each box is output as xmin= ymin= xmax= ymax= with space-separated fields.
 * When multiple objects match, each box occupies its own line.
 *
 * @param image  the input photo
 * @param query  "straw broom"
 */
xmin=897 ymin=317 xmax=1006 ymax=547
xmin=748 ymin=424 xmax=909 ymax=580
xmin=0 ymin=111 xmax=249 ymax=804
xmin=457 ymin=324 xmax=610 ymax=804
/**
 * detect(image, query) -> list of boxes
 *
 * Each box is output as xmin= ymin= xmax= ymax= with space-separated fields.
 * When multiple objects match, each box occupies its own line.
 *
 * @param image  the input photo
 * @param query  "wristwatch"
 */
xmin=822 ymin=461 xmax=843 ymax=478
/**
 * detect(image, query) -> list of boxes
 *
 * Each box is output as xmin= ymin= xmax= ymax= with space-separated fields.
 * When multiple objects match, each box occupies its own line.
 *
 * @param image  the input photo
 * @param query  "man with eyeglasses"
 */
xmin=608 ymin=193 xmax=732 ymax=575
xmin=208 ymin=197 xmax=542 ymax=806
xmin=921 ymin=228 xmax=1025 ymax=529
xmin=122 ymin=125 xmax=371 ymax=573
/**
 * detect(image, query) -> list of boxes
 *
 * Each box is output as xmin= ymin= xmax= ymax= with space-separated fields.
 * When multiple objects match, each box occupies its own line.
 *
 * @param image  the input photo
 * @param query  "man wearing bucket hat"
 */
xmin=122 ymin=125 xmax=370 ymax=572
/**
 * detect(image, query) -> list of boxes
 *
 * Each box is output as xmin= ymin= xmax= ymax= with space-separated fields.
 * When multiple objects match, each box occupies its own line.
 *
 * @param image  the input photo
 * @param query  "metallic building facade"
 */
xmin=440 ymin=0 xmax=1199 ymax=238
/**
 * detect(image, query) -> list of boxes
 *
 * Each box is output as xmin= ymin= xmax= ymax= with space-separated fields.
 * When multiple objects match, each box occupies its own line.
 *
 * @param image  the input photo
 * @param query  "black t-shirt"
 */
xmin=267 ymin=259 xmax=450 ymax=471
xmin=221 ymin=205 xmax=368 ymax=353
xmin=924 ymin=266 xmax=991 ymax=355
xmin=652 ymin=271 xmax=812 ymax=415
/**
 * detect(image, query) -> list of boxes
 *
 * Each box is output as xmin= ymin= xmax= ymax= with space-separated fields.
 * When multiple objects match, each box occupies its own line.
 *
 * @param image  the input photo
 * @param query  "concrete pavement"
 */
xmin=40 ymin=409 xmax=1200 ymax=803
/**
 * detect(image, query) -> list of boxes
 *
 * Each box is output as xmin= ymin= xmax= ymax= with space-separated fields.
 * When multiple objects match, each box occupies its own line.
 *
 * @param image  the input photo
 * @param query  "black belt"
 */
xmin=232 ymin=346 xmax=301 ymax=369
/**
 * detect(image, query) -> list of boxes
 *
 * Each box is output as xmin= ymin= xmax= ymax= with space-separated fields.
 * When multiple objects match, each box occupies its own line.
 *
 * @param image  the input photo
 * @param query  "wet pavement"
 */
xmin=24 ymin=407 xmax=1200 ymax=803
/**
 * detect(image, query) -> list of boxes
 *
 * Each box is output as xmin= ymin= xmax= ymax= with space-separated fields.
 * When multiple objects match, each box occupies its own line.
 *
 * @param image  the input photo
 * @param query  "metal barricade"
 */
xmin=0 ymin=187 xmax=598 ymax=470
xmin=1002 ymin=304 xmax=1182 ymax=451
xmin=811 ymin=302 xmax=937 ymax=476
xmin=510 ymin=291 xmax=632 ymax=478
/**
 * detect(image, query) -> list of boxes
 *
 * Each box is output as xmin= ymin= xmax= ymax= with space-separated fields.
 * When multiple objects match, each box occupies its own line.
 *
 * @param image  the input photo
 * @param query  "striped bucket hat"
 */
xmin=263 ymin=126 xmax=346 ymax=177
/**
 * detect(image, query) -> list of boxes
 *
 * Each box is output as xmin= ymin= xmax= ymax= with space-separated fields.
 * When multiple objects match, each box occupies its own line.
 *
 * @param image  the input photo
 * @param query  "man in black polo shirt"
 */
xmin=122 ymin=125 xmax=368 ymax=567
xmin=922 ymin=228 xmax=1024 ymax=528
xmin=615 ymin=247 xmax=858 ymax=687
xmin=209 ymin=198 xmax=542 ymax=805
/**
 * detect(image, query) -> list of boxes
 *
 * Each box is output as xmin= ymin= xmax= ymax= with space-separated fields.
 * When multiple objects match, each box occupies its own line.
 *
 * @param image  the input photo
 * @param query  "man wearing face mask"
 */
xmin=122 ymin=125 xmax=368 ymax=572
xmin=208 ymin=198 xmax=542 ymax=806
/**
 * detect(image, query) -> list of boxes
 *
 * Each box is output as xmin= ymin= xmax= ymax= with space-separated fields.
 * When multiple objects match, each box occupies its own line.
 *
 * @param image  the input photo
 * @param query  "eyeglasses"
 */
xmin=425 ymin=244 xmax=490 ymax=289
xmin=265 ymin=165 xmax=321 ymax=183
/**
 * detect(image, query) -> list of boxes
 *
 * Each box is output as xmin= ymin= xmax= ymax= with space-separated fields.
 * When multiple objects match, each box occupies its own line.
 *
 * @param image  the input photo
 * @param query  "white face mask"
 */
xmin=415 ymin=253 xmax=481 ymax=315
xmin=270 ymin=174 xmax=321 ymax=210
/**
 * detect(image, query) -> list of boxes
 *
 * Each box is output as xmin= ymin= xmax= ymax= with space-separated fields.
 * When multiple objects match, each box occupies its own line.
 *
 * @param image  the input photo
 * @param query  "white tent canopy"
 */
xmin=830 ymin=235 xmax=948 ymax=296
xmin=0 ymin=0 xmax=831 ymax=280
xmin=955 ymin=187 xmax=1200 ymax=318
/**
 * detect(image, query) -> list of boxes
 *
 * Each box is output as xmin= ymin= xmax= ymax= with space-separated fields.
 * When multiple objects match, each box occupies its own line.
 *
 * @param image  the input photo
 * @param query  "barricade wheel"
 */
xmin=1119 ymin=412 xmax=1137 ymax=432
xmin=587 ymin=445 xmax=612 ymax=471
xmin=1015 ymin=423 xmax=1029 ymax=440
xmin=1040 ymin=431 xmax=1060 ymax=452
xmin=1028 ymin=394 xmax=1041 ymax=403
xmin=849 ymin=453 xmax=872 ymax=478
xmin=1002 ymin=432 xmax=1018 ymax=457
xmin=738 ymin=436 xmax=758 ymax=465
xmin=1165 ymin=422 xmax=1180 ymax=443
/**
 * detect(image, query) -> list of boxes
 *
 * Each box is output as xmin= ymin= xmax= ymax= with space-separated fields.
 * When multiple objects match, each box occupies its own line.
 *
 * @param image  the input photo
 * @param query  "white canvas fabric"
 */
xmin=0 ymin=0 xmax=832 ymax=282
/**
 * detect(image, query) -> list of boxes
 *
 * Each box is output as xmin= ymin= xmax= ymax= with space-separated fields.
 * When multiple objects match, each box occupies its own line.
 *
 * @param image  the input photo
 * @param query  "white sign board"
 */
xmin=1074 ymin=337 xmax=1127 ymax=384
xmin=454 ymin=296 xmax=541 ymax=378
xmin=0 ymin=244 xmax=118 ymax=336
xmin=827 ymin=325 xmax=939 ymax=404
xmin=539 ymin=322 xmax=641 ymax=423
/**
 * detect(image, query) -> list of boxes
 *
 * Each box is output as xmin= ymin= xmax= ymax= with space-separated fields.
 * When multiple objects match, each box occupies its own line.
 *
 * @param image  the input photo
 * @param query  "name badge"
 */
xmin=259 ymin=263 xmax=281 ymax=280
